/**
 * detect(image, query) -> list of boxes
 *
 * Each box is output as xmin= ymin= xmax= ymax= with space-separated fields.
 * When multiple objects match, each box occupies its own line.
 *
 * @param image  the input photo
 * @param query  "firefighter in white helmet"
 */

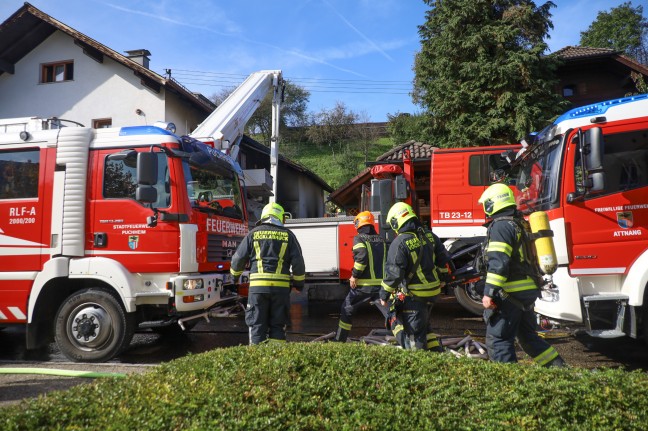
xmin=334 ymin=211 xmax=387 ymax=342
xmin=230 ymin=202 xmax=305 ymax=344
xmin=379 ymin=202 xmax=451 ymax=351
xmin=478 ymin=183 xmax=565 ymax=366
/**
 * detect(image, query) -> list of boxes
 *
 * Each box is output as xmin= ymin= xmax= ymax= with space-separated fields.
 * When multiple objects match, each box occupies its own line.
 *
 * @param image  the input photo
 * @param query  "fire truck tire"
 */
xmin=55 ymin=289 xmax=135 ymax=363
xmin=454 ymin=281 xmax=485 ymax=316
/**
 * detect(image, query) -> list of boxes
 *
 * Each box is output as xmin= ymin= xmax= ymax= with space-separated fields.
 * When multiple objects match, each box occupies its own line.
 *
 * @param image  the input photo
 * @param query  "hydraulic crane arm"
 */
xmin=189 ymin=70 xmax=283 ymax=199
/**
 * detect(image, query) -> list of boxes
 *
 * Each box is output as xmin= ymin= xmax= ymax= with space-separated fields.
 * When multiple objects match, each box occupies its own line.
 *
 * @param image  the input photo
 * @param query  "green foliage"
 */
xmin=414 ymin=0 xmax=568 ymax=148
xmin=2 ymin=343 xmax=648 ymax=430
xmin=387 ymin=112 xmax=432 ymax=144
xmin=288 ymin=136 xmax=394 ymax=189
xmin=580 ymin=1 xmax=648 ymax=65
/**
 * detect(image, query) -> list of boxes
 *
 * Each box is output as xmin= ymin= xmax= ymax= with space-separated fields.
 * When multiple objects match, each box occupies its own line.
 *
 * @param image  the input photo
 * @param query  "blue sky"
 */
xmin=1 ymin=0 xmax=644 ymax=122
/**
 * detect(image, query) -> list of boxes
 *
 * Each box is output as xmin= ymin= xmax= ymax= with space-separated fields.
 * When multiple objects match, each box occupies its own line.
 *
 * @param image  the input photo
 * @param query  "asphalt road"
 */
xmin=1 ymin=293 xmax=647 ymax=408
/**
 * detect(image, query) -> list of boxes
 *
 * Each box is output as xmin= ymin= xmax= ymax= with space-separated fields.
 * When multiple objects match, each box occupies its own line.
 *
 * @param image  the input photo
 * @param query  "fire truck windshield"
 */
xmin=184 ymin=162 xmax=244 ymax=220
xmin=512 ymin=135 xmax=565 ymax=214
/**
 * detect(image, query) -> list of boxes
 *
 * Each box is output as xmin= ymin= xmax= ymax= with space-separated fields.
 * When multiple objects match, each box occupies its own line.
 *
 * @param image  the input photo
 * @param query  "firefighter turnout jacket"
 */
xmin=483 ymin=207 xmax=539 ymax=304
xmin=230 ymin=219 xmax=305 ymax=291
xmin=380 ymin=219 xmax=451 ymax=301
xmin=351 ymin=227 xmax=387 ymax=292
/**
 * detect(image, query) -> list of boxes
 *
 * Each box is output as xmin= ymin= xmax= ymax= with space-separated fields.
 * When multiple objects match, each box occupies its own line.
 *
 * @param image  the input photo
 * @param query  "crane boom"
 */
xmin=189 ymin=70 xmax=283 ymax=200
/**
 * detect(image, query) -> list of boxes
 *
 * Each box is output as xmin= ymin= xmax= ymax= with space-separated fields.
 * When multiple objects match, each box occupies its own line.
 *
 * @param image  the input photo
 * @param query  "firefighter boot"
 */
xmin=546 ymin=355 xmax=567 ymax=368
xmin=334 ymin=321 xmax=351 ymax=342
xmin=427 ymin=332 xmax=444 ymax=353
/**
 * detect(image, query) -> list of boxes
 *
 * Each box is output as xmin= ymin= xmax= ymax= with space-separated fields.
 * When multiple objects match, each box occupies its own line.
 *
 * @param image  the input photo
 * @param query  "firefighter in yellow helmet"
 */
xmin=379 ymin=202 xmax=452 ymax=350
xmin=478 ymin=183 xmax=565 ymax=366
xmin=334 ymin=211 xmax=386 ymax=342
xmin=230 ymin=202 xmax=305 ymax=344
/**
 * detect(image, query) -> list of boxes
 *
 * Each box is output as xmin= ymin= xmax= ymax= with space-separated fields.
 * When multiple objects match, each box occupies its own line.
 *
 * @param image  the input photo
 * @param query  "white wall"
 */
xmin=0 ymin=31 xmax=206 ymax=131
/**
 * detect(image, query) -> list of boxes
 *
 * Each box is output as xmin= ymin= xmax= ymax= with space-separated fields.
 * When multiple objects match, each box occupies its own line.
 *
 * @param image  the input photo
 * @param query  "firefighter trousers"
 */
xmin=245 ymin=288 xmax=291 ymax=345
xmin=484 ymin=299 xmax=564 ymax=366
xmin=335 ymin=287 xmax=380 ymax=342
xmin=388 ymin=296 xmax=441 ymax=351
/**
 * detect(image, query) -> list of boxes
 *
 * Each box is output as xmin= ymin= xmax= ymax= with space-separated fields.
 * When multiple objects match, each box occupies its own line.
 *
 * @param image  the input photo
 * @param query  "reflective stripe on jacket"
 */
xmin=230 ymin=222 xmax=305 ymax=289
xmin=483 ymin=210 xmax=538 ymax=300
xmin=381 ymin=220 xmax=451 ymax=300
xmin=351 ymin=233 xmax=386 ymax=287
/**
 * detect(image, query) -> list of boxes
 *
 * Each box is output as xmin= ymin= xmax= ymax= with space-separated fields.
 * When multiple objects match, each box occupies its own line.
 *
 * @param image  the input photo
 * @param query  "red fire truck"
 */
xmin=288 ymin=145 xmax=520 ymax=314
xmin=507 ymin=94 xmax=648 ymax=342
xmin=0 ymin=70 xmax=283 ymax=362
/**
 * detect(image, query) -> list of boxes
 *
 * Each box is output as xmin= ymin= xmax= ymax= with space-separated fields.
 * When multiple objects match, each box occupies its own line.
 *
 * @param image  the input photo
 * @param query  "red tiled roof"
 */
xmin=377 ymin=140 xmax=436 ymax=161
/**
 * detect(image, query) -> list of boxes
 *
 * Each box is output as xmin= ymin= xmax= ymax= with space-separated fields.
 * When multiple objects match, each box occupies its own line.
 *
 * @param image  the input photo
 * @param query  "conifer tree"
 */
xmin=413 ymin=0 xmax=567 ymax=147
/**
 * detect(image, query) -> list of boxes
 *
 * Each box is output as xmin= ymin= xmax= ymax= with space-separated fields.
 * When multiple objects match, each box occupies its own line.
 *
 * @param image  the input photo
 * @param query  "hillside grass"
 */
xmin=2 ymin=342 xmax=647 ymax=431
xmin=282 ymin=137 xmax=395 ymax=189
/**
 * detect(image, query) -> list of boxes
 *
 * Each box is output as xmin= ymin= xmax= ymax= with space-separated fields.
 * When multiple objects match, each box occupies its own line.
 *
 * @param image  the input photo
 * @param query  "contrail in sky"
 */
xmin=98 ymin=1 xmax=367 ymax=77
xmin=321 ymin=0 xmax=393 ymax=62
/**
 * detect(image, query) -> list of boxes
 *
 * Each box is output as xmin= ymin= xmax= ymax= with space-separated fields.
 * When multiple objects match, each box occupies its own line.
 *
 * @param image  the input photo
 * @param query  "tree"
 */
xmin=354 ymin=111 xmax=382 ymax=164
xmin=209 ymin=80 xmax=310 ymax=147
xmin=580 ymin=2 xmax=648 ymax=65
xmin=387 ymin=112 xmax=430 ymax=145
xmin=306 ymin=101 xmax=358 ymax=158
xmin=413 ymin=0 xmax=567 ymax=148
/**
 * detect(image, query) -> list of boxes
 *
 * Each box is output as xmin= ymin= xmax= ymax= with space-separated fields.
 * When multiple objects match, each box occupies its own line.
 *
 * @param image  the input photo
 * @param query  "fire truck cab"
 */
xmin=512 ymin=94 xmax=648 ymax=341
xmin=0 ymin=70 xmax=283 ymax=362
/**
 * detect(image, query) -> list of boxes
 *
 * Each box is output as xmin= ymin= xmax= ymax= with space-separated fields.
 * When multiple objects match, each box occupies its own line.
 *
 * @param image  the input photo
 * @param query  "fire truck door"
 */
xmin=88 ymin=150 xmax=179 ymax=273
xmin=564 ymin=127 xmax=648 ymax=276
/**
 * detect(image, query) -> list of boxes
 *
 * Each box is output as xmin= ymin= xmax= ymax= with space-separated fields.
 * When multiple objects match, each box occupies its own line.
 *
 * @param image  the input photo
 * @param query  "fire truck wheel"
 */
xmin=454 ymin=281 xmax=485 ymax=316
xmin=55 ymin=289 xmax=135 ymax=363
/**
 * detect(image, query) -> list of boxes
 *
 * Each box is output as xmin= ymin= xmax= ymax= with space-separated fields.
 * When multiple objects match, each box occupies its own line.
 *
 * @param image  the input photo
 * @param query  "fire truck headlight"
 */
xmin=183 ymin=279 xmax=204 ymax=290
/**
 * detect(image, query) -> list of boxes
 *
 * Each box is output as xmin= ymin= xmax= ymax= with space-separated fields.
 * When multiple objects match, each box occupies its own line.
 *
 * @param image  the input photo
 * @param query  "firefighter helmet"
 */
xmin=260 ymin=202 xmax=285 ymax=222
xmin=387 ymin=202 xmax=417 ymax=232
xmin=354 ymin=211 xmax=374 ymax=230
xmin=478 ymin=183 xmax=516 ymax=217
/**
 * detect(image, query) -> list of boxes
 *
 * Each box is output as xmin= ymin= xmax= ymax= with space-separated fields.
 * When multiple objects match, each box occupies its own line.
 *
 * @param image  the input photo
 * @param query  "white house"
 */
xmin=0 ymin=3 xmax=212 ymax=134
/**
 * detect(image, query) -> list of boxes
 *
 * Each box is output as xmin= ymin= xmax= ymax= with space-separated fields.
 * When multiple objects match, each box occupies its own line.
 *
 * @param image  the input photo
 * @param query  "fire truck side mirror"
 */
xmin=136 ymin=152 xmax=158 ymax=204
xmin=137 ymin=152 xmax=158 ymax=185
xmin=583 ymin=127 xmax=605 ymax=192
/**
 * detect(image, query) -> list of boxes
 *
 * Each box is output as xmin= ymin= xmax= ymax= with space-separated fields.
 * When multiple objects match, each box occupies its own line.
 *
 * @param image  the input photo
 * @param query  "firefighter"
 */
xmin=230 ymin=202 xmax=305 ymax=344
xmin=334 ymin=211 xmax=387 ymax=342
xmin=478 ymin=183 xmax=566 ymax=366
xmin=379 ymin=202 xmax=451 ymax=351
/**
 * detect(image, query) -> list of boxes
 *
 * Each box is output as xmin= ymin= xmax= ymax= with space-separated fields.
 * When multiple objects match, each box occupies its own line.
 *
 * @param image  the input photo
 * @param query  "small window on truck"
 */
xmin=468 ymin=155 xmax=484 ymax=186
xmin=0 ymin=149 xmax=39 ymax=199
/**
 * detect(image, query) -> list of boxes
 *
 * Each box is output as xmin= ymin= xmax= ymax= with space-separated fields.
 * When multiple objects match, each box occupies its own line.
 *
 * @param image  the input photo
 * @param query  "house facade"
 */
xmin=555 ymin=46 xmax=648 ymax=108
xmin=0 ymin=4 xmax=212 ymax=134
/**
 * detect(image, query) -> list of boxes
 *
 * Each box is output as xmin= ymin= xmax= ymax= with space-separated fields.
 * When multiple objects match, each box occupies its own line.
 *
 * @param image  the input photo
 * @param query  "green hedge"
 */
xmin=2 ymin=343 xmax=647 ymax=430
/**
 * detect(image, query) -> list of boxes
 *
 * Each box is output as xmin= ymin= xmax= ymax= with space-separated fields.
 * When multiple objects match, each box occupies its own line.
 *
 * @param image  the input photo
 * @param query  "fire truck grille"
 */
xmin=207 ymin=234 xmax=242 ymax=262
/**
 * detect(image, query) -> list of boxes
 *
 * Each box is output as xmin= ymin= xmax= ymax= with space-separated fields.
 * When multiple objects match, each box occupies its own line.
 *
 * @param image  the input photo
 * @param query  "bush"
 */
xmin=1 ymin=343 xmax=647 ymax=430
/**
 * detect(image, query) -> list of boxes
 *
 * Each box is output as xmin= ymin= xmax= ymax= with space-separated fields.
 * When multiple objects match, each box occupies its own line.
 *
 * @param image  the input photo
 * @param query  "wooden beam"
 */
xmin=74 ymin=40 xmax=103 ymax=63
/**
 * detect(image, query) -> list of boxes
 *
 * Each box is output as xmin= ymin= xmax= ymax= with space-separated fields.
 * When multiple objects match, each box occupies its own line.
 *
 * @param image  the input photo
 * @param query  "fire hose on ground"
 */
xmin=0 ymin=368 xmax=127 ymax=378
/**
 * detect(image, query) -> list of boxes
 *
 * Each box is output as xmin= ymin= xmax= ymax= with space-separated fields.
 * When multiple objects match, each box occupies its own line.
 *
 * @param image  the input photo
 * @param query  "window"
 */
xmin=595 ymin=130 xmax=648 ymax=195
xmin=468 ymin=154 xmax=512 ymax=186
xmin=41 ymin=61 xmax=74 ymax=83
xmin=103 ymin=152 xmax=171 ymax=208
xmin=562 ymin=85 xmax=576 ymax=97
xmin=93 ymin=118 xmax=112 ymax=129
xmin=0 ymin=149 xmax=40 ymax=199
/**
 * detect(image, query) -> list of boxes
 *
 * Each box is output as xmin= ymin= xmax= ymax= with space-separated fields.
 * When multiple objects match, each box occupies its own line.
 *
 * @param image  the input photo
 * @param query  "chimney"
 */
xmin=125 ymin=49 xmax=151 ymax=69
